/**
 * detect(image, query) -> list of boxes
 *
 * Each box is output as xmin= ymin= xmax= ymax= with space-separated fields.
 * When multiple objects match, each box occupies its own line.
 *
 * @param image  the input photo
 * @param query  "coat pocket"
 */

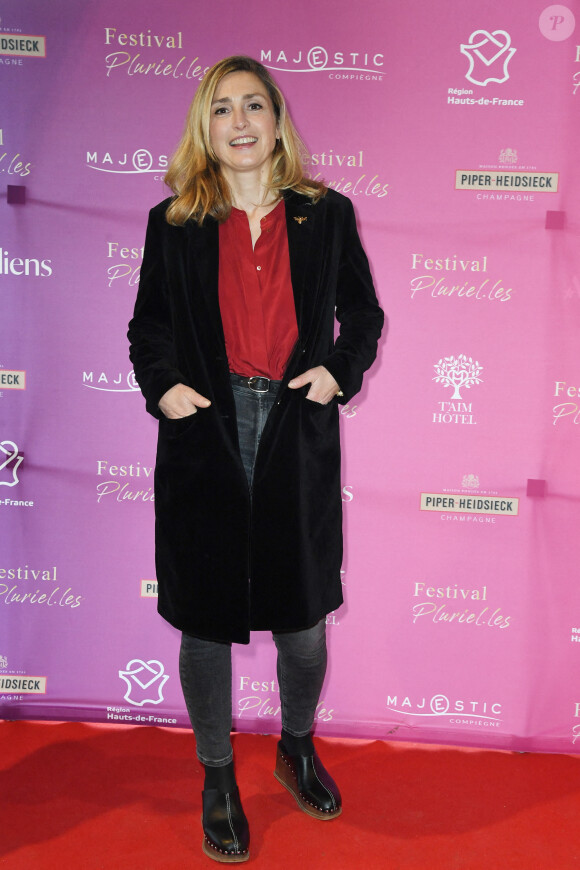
xmin=158 ymin=412 xmax=198 ymax=437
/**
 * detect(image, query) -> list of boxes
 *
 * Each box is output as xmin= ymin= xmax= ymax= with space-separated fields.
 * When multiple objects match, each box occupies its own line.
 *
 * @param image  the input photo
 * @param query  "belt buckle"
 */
xmin=247 ymin=376 xmax=270 ymax=393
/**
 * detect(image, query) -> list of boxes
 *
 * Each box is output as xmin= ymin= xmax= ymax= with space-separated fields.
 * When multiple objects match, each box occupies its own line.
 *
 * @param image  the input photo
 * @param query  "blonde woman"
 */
xmin=129 ymin=55 xmax=383 ymax=863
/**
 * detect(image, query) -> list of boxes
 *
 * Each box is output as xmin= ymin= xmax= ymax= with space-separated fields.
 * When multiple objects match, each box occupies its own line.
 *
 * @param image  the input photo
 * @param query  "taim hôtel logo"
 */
xmin=432 ymin=355 xmax=482 ymax=426
xmin=433 ymin=355 xmax=482 ymax=400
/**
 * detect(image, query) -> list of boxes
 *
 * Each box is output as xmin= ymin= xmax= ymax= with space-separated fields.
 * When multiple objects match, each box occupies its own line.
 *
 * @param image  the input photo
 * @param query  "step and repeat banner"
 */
xmin=2 ymin=0 xmax=580 ymax=753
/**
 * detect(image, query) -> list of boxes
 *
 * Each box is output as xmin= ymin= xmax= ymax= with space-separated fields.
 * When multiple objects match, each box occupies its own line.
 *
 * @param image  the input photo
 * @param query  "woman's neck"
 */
xmin=223 ymin=167 xmax=278 ymax=216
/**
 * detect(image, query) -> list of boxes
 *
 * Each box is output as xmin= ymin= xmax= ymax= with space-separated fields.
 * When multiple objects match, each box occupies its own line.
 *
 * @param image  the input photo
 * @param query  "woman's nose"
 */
xmin=232 ymin=107 xmax=248 ymax=128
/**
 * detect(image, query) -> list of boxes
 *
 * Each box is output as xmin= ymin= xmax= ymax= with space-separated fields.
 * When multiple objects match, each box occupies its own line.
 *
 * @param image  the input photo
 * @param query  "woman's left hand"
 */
xmin=288 ymin=366 xmax=341 ymax=405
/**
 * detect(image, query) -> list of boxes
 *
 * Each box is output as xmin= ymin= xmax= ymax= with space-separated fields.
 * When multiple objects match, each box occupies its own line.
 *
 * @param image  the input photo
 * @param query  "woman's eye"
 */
xmin=214 ymin=106 xmax=229 ymax=115
xmin=248 ymin=102 xmax=263 ymax=111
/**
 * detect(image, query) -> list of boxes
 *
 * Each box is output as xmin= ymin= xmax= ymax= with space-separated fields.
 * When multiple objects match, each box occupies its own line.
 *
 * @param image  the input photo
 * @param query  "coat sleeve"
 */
xmin=127 ymin=204 xmax=188 ymax=419
xmin=320 ymin=196 xmax=385 ymax=403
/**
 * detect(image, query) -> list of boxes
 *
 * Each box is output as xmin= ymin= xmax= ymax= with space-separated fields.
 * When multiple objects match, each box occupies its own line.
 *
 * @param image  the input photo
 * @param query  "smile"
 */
xmin=230 ymin=137 xmax=258 ymax=146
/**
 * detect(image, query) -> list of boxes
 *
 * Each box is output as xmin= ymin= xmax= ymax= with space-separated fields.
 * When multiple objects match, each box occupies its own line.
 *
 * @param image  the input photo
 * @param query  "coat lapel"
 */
xmin=185 ymin=216 xmax=225 ymax=350
xmin=284 ymin=192 xmax=319 ymax=341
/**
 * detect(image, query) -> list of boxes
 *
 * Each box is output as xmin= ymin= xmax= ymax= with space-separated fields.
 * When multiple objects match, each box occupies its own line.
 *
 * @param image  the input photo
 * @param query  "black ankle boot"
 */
xmin=201 ymin=786 xmax=250 ymax=863
xmin=274 ymin=740 xmax=342 ymax=820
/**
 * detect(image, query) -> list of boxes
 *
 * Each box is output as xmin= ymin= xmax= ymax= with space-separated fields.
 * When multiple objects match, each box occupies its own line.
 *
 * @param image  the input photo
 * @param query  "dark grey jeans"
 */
xmin=178 ymin=376 xmax=328 ymax=766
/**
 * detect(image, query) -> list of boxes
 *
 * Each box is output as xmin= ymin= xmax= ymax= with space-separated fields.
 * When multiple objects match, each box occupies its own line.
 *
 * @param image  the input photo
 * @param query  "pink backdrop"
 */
xmin=2 ymin=0 xmax=580 ymax=753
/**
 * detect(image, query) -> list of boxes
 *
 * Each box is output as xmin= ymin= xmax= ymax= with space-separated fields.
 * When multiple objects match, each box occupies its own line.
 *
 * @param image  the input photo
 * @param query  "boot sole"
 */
xmin=202 ymin=837 xmax=250 ymax=863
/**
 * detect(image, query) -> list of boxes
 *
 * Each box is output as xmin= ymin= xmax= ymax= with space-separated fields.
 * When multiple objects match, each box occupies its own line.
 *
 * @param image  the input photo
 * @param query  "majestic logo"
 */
xmin=386 ymin=693 xmax=502 ymax=722
xmin=462 ymin=474 xmax=480 ymax=489
xmin=433 ymin=355 xmax=483 ymax=400
xmin=82 ymin=370 xmax=139 ymax=392
xmin=261 ymin=47 xmax=384 ymax=79
xmin=86 ymin=150 xmax=168 ymax=175
xmin=0 ymin=440 xmax=23 ymax=487
xmin=0 ymin=655 xmax=7 ymax=669
xmin=460 ymin=30 xmax=516 ymax=86
xmin=118 ymin=659 xmax=169 ymax=706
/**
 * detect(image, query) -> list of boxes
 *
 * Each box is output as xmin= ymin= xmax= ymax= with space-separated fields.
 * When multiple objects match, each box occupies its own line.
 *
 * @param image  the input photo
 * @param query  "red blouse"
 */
xmin=218 ymin=200 xmax=298 ymax=380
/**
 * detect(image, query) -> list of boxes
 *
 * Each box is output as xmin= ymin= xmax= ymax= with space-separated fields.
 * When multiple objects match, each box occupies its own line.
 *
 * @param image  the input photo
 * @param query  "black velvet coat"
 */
xmin=128 ymin=188 xmax=384 ymax=644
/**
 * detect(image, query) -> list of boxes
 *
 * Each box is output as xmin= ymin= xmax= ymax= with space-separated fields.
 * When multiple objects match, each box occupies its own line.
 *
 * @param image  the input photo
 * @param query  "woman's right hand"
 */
xmin=158 ymin=383 xmax=211 ymax=419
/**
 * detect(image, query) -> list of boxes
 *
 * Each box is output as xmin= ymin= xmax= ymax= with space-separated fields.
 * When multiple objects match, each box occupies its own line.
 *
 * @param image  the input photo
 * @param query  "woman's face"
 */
xmin=208 ymin=71 xmax=279 ymax=182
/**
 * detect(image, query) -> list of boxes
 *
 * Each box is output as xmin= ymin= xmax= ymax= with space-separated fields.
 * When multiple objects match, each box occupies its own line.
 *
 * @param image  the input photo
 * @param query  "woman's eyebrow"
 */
xmin=211 ymin=92 xmax=266 ymax=105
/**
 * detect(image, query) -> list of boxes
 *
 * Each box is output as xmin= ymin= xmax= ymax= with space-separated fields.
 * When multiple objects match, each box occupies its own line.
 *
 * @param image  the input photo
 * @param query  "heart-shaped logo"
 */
xmin=118 ymin=658 xmax=169 ymax=706
xmin=460 ymin=29 xmax=516 ymax=86
xmin=0 ymin=440 xmax=24 ymax=487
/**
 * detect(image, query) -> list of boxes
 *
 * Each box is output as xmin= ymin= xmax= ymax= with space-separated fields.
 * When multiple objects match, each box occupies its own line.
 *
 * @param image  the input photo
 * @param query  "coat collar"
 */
xmin=184 ymin=190 xmax=323 ymax=353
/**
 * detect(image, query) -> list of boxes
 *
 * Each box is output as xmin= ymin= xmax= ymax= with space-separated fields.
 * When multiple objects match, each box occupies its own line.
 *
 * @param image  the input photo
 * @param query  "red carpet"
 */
xmin=1 ymin=721 xmax=579 ymax=868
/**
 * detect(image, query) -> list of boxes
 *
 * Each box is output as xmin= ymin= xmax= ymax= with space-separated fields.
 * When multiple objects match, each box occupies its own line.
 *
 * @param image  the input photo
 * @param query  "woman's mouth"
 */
xmin=230 ymin=137 xmax=258 ymax=146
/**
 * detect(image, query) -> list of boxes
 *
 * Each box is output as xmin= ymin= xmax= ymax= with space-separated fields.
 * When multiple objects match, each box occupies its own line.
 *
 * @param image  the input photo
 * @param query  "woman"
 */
xmin=128 ymin=55 xmax=384 ymax=863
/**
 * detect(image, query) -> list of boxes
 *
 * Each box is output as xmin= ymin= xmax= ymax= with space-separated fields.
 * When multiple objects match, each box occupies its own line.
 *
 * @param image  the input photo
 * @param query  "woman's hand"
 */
xmin=288 ymin=366 xmax=341 ymax=405
xmin=158 ymin=383 xmax=211 ymax=418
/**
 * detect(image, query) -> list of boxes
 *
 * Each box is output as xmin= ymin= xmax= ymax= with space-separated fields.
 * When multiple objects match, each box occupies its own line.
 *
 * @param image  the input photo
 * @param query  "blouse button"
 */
xmin=256 ymin=265 xmax=262 ymax=271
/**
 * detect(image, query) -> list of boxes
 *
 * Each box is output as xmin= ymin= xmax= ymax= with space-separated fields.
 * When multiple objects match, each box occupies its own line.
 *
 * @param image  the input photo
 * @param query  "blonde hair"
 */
xmin=164 ymin=55 xmax=326 ymax=226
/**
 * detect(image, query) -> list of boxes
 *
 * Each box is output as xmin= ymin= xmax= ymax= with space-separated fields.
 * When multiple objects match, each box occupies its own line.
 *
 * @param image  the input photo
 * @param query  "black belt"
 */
xmin=230 ymin=372 xmax=282 ymax=394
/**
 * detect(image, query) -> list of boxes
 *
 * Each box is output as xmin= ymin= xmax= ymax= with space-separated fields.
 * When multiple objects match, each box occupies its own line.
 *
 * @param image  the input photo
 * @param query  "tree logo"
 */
xmin=433 ymin=355 xmax=483 ymax=400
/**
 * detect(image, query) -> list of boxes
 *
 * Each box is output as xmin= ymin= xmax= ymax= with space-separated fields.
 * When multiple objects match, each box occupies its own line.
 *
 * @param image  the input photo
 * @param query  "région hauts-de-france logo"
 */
xmin=433 ymin=355 xmax=483 ymax=400
xmin=118 ymin=659 xmax=169 ymax=706
xmin=460 ymin=30 xmax=516 ymax=86
xmin=0 ymin=440 xmax=23 ymax=487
